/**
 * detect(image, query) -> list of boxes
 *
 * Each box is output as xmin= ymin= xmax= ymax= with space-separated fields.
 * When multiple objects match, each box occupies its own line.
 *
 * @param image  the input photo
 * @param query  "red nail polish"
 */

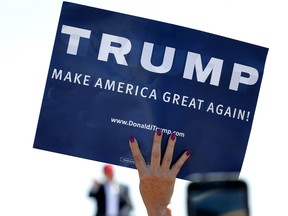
xmin=186 ymin=151 xmax=191 ymax=157
xmin=156 ymin=129 xmax=162 ymax=136
xmin=129 ymin=136 xmax=135 ymax=143
xmin=170 ymin=133 xmax=176 ymax=141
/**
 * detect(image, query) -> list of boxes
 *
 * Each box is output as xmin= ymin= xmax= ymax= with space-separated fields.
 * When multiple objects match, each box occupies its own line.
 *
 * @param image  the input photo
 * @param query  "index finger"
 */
xmin=129 ymin=136 xmax=147 ymax=173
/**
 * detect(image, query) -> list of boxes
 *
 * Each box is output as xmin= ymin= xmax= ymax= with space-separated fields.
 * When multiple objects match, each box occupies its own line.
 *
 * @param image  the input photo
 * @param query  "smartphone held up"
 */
xmin=187 ymin=179 xmax=249 ymax=216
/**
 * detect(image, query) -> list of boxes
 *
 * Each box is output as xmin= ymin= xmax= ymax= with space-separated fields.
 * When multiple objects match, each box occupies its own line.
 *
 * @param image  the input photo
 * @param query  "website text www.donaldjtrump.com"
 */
xmin=110 ymin=117 xmax=186 ymax=137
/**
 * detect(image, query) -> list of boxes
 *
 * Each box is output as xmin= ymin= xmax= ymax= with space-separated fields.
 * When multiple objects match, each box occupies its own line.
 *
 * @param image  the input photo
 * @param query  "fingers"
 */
xmin=171 ymin=150 xmax=191 ymax=176
xmin=150 ymin=129 xmax=163 ymax=169
xmin=129 ymin=131 xmax=191 ymax=178
xmin=161 ymin=133 xmax=176 ymax=169
xmin=129 ymin=136 xmax=146 ymax=173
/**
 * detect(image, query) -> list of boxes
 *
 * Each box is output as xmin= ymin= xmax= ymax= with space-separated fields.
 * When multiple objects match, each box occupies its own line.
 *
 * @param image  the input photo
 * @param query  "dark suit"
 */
xmin=89 ymin=183 xmax=132 ymax=216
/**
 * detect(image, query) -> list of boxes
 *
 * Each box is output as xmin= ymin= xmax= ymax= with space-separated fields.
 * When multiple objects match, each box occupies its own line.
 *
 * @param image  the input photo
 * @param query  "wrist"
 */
xmin=147 ymin=206 xmax=172 ymax=216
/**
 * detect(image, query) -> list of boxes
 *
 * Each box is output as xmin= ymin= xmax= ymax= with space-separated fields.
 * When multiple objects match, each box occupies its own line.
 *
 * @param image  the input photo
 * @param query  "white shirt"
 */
xmin=104 ymin=181 xmax=120 ymax=216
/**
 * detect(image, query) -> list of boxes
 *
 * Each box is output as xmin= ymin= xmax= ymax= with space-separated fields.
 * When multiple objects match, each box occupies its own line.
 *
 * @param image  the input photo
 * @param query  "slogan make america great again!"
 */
xmin=34 ymin=1 xmax=269 ymax=180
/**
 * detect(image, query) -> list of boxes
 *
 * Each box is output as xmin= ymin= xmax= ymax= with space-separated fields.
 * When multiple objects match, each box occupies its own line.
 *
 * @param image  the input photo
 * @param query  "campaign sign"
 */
xmin=33 ymin=2 xmax=268 ymax=180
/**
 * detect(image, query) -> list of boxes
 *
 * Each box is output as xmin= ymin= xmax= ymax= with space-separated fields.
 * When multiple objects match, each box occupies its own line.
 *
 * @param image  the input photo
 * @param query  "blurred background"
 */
xmin=0 ymin=0 xmax=287 ymax=215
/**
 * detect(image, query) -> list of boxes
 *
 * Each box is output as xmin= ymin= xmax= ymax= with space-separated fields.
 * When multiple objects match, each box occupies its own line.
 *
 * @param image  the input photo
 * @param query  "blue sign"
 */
xmin=33 ymin=2 xmax=268 ymax=180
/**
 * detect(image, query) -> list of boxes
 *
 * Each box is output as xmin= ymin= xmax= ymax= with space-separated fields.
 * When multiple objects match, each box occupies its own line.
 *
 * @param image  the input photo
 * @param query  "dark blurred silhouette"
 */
xmin=89 ymin=164 xmax=133 ymax=216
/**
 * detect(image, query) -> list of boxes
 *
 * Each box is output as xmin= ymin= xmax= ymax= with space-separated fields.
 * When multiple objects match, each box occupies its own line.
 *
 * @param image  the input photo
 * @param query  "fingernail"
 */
xmin=170 ymin=133 xmax=176 ymax=141
xmin=156 ymin=129 xmax=162 ymax=136
xmin=129 ymin=136 xmax=135 ymax=143
xmin=186 ymin=150 xmax=191 ymax=157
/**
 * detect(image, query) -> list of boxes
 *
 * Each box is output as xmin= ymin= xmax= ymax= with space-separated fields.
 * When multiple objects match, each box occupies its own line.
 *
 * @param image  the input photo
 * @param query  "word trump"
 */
xmin=61 ymin=25 xmax=259 ymax=91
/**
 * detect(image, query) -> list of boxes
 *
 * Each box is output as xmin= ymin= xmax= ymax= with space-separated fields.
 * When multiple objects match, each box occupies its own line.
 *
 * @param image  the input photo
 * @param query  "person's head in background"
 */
xmin=103 ymin=164 xmax=114 ymax=182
